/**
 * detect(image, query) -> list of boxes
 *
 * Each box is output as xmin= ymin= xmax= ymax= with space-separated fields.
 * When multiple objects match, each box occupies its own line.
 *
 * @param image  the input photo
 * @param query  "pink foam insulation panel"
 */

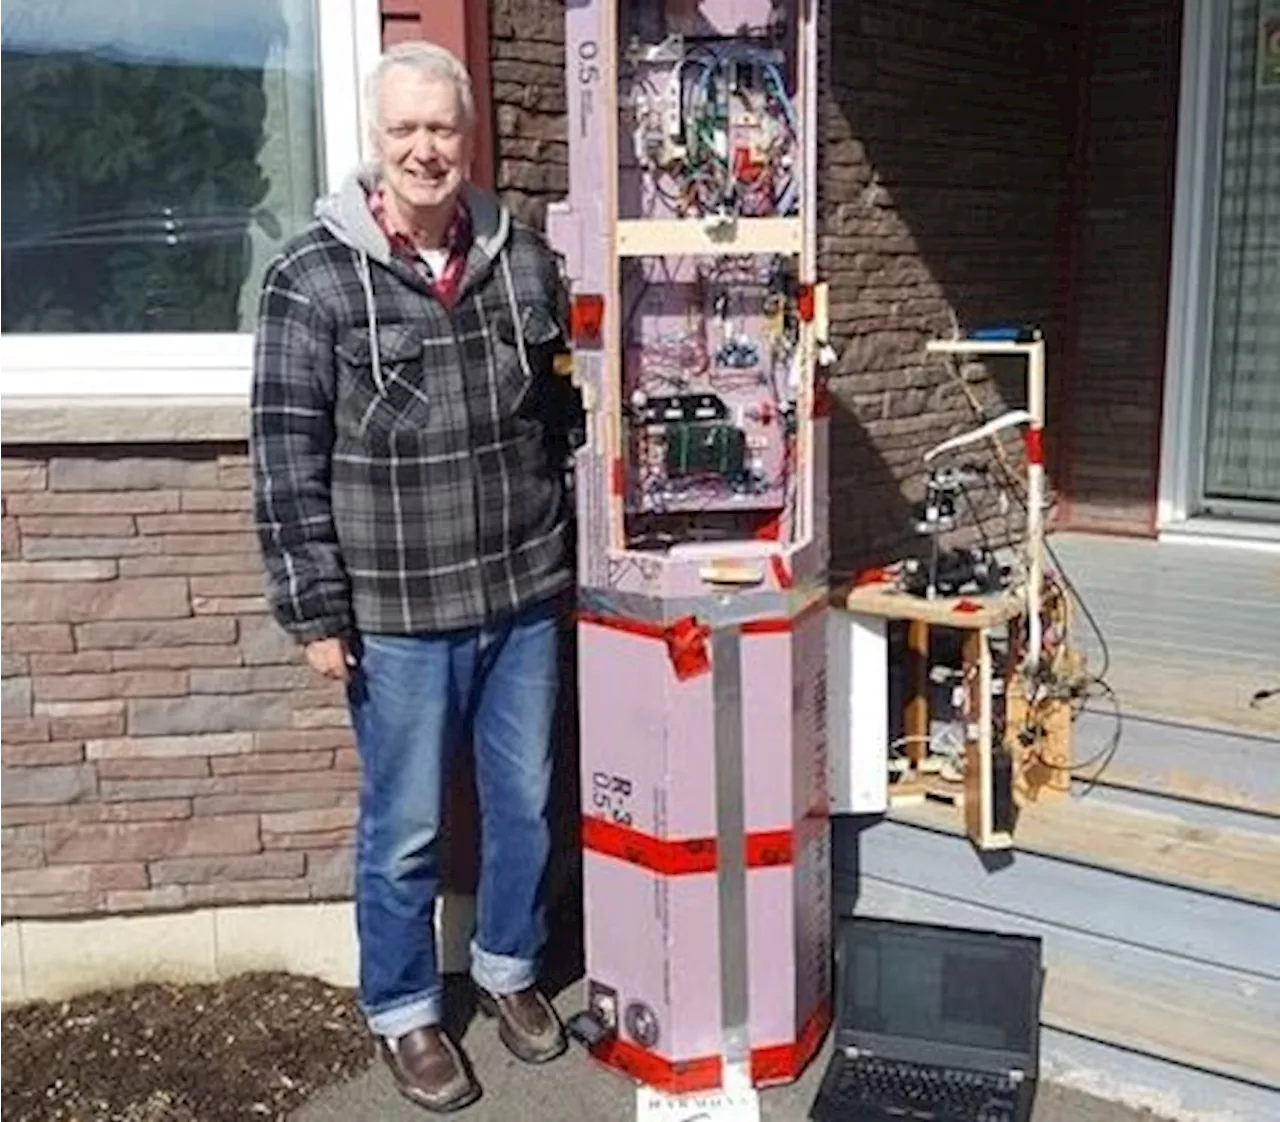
xmin=546 ymin=0 xmax=832 ymax=1094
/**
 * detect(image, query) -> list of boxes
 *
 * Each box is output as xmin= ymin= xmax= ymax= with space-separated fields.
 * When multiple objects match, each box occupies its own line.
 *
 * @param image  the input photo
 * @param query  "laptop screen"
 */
xmin=842 ymin=920 xmax=1036 ymax=1054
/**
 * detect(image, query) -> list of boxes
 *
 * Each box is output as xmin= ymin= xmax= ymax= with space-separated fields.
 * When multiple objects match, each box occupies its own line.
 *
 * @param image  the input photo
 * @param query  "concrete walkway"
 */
xmin=294 ymin=979 xmax=1174 ymax=1122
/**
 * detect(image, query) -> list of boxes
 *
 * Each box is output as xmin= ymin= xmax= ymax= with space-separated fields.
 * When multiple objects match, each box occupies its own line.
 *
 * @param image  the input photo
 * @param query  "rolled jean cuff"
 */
xmin=470 ymin=939 xmax=537 ymax=996
xmin=365 ymin=991 xmax=442 ymax=1039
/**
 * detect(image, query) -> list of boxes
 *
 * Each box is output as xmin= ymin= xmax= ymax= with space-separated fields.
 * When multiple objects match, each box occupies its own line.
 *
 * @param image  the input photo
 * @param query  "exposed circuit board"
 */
xmin=617 ymin=2 xmax=804 ymax=542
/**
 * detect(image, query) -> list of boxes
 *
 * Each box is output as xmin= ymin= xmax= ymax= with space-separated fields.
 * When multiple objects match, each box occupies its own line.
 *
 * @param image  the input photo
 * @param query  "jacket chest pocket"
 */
xmin=336 ymin=325 xmax=431 ymax=436
xmin=490 ymin=299 xmax=563 ymax=419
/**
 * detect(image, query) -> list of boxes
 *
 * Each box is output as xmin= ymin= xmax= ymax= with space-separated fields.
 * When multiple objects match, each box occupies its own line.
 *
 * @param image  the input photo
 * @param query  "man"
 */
xmin=251 ymin=40 xmax=574 ymax=1113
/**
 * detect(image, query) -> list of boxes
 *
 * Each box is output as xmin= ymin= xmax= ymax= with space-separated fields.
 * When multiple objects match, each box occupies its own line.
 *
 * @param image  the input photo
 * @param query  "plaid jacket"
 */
xmin=251 ymin=170 xmax=575 ymax=641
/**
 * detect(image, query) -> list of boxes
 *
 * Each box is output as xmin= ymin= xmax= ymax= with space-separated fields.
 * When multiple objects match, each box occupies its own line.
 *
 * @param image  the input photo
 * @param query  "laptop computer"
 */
xmin=809 ymin=917 xmax=1043 ymax=1122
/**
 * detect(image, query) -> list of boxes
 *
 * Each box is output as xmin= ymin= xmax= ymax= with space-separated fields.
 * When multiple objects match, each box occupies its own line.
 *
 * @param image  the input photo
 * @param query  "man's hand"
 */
xmin=305 ymin=636 xmax=356 ymax=683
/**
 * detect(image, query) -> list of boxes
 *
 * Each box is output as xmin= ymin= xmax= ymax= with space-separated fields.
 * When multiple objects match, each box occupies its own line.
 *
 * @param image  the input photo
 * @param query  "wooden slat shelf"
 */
xmin=833 ymin=582 xmax=1026 ymax=630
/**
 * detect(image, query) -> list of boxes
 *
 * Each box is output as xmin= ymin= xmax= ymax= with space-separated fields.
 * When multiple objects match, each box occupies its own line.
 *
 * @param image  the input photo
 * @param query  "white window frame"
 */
xmin=1158 ymin=0 xmax=1226 ymax=530
xmin=0 ymin=0 xmax=382 ymax=399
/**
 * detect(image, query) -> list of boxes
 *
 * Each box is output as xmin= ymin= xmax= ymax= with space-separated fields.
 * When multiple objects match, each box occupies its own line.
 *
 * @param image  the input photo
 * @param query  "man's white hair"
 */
xmin=366 ymin=41 xmax=476 ymax=129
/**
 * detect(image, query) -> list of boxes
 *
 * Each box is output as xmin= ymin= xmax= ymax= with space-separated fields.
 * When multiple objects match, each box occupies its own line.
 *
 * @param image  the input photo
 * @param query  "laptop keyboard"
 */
xmin=825 ymin=1056 xmax=1018 ymax=1121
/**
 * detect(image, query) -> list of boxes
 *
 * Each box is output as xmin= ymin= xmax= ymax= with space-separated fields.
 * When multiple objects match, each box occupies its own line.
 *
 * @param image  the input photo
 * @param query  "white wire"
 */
xmin=923 ymin=410 xmax=1033 ymax=463
xmin=887 ymin=725 xmax=965 ymax=763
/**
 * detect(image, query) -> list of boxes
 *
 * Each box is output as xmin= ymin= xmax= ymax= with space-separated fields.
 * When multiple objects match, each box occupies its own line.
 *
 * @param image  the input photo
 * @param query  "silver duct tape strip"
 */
xmin=578 ymin=585 xmax=827 ymax=630
xmin=711 ymin=626 xmax=751 ymax=1080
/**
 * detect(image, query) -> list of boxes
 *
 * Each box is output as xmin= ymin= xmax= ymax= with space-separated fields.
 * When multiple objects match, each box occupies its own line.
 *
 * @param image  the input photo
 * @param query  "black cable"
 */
xmin=1042 ymin=536 xmax=1112 ymax=684
xmin=957 ymin=475 xmax=1000 ymax=557
xmin=968 ymin=430 xmax=1112 ymax=686
xmin=1250 ymin=687 xmax=1279 ymax=709
xmin=987 ymin=462 xmax=1100 ymax=669
xmin=1071 ymin=676 xmax=1124 ymax=798
xmin=936 ymin=388 xmax=1121 ymax=784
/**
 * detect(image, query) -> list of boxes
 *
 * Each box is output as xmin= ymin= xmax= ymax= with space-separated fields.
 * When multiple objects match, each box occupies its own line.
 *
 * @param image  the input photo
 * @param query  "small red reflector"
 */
xmin=853 ymin=567 xmax=892 ymax=587
xmin=571 ymin=294 xmax=605 ymax=346
xmin=797 ymin=285 xmax=815 ymax=323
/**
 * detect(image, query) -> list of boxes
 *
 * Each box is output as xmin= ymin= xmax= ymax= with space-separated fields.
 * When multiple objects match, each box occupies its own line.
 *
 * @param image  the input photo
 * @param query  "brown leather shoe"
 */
xmin=378 ymin=1026 xmax=481 ymax=1113
xmin=476 ymin=985 xmax=568 ymax=1064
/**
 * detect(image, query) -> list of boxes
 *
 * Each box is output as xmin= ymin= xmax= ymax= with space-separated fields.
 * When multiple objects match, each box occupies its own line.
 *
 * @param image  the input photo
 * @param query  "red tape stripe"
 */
xmin=589 ymin=996 xmax=833 ymax=1093
xmin=582 ymin=816 xmax=717 ymax=876
xmin=752 ymin=996 xmax=833 ymax=1085
xmin=744 ymin=829 xmax=793 ymax=868
xmin=590 ymin=1037 xmax=722 ymax=1095
xmin=1024 ymin=428 xmax=1045 ymax=466
xmin=582 ymin=813 xmax=828 ymax=876
xmin=581 ymin=603 xmax=825 ymax=639
xmin=578 ymin=612 xmax=665 ymax=640
xmin=740 ymin=598 xmax=826 ymax=635
xmin=769 ymin=554 xmax=794 ymax=590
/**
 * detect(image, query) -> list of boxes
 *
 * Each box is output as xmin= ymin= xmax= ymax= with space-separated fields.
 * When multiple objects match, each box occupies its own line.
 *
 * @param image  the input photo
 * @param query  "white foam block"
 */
xmin=826 ymin=610 xmax=889 ymax=814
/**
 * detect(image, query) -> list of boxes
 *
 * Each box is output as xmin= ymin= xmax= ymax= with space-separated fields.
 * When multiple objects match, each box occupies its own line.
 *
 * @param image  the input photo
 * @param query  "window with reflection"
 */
xmin=1 ymin=0 xmax=323 ymax=334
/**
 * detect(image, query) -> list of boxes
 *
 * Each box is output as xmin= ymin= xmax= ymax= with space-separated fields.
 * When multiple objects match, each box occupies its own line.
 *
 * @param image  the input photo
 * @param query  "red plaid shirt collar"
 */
xmin=366 ymin=186 xmax=472 ymax=306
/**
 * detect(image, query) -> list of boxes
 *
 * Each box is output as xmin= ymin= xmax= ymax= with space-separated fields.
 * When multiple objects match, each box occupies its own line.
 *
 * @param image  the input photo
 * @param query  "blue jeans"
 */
xmin=347 ymin=596 xmax=562 ymax=1039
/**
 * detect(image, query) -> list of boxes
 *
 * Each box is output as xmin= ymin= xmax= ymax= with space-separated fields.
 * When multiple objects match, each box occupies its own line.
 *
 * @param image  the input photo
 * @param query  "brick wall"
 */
xmin=489 ymin=0 xmax=567 ymax=229
xmin=823 ymin=3 xmax=1080 ymax=568
xmin=1 ymin=447 xmax=357 ymax=919
xmin=490 ymin=0 xmax=1081 ymax=571
xmin=1058 ymin=0 xmax=1181 ymax=532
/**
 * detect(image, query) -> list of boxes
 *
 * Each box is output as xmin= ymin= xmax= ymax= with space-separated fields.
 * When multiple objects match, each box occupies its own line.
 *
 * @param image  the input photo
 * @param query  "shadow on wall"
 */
xmin=487 ymin=0 xmax=1084 ymax=576
xmin=821 ymin=0 xmax=1084 ymax=574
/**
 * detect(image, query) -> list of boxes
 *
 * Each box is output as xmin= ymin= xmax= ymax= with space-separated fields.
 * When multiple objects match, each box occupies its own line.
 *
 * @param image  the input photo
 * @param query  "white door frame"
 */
xmin=1158 ymin=0 xmax=1280 ymax=545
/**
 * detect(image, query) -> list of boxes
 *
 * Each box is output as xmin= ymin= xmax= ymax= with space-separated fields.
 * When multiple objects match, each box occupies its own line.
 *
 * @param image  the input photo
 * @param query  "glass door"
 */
xmin=1199 ymin=0 xmax=1280 ymax=515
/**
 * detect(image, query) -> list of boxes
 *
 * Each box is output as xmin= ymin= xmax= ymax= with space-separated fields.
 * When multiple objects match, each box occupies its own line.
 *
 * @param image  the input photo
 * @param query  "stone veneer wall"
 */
xmin=1 ymin=447 xmax=357 ymax=919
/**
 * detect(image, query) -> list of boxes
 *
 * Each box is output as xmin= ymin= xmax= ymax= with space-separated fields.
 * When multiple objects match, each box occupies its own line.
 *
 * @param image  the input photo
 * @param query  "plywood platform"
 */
xmin=835 ymin=581 xmax=1025 ymax=630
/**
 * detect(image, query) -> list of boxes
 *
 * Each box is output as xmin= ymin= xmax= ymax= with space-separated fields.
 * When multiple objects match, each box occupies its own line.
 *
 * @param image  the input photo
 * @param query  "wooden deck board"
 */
xmin=1074 ymin=709 xmax=1280 ymax=814
xmin=841 ymin=817 xmax=1280 ymax=978
xmin=890 ymin=797 xmax=1280 ymax=908
xmin=1043 ymin=961 xmax=1280 ymax=1090
xmin=853 ymin=878 xmax=1280 ymax=1090
xmin=1049 ymin=534 xmax=1280 ymax=733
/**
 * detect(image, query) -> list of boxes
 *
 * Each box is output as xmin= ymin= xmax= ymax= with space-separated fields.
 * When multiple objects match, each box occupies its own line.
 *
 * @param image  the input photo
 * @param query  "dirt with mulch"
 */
xmin=1 ymin=973 xmax=373 ymax=1122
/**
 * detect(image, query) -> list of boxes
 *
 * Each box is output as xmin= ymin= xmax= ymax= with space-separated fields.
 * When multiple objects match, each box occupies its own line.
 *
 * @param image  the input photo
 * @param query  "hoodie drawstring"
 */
xmin=500 ymin=247 xmax=534 ymax=382
xmin=354 ymin=249 xmax=386 ymax=396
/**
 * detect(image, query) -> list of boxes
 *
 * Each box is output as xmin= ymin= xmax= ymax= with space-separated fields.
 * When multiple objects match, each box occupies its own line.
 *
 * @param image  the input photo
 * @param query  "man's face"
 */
xmin=373 ymin=66 xmax=472 ymax=214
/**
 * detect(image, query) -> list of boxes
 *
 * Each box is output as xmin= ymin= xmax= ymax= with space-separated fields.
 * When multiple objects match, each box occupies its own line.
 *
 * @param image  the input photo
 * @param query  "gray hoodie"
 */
xmin=314 ymin=166 xmax=535 ymax=398
xmin=250 ymin=166 xmax=574 ymax=641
